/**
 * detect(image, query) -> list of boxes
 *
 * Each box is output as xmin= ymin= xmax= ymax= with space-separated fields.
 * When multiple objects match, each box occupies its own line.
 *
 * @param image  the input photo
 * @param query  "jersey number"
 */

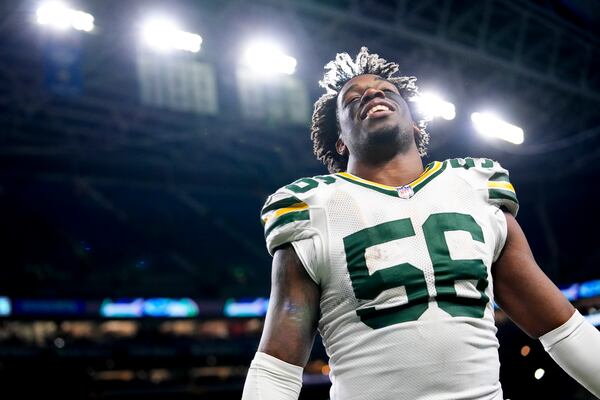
xmin=343 ymin=213 xmax=489 ymax=329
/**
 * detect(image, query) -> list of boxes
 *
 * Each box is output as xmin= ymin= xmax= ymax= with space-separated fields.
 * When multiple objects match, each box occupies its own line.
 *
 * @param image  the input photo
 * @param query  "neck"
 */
xmin=346 ymin=147 xmax=424 ymax=187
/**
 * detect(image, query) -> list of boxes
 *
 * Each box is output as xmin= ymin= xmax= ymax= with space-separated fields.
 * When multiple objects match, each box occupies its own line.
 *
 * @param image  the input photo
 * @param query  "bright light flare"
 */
xmin=141 ymin=18 xmax=202 ymax=53
xmin=534 ymin=368 xmax=545 ymax=380
xmin=242 ymin=41 xmax=297 ymax=75
xmin=471 ymin=112 xmax=524 ymax=145
xmin=416 ymin=93 xmax=455 ymax=120
xmin=36 ymin=2 xmax=94 ymax=32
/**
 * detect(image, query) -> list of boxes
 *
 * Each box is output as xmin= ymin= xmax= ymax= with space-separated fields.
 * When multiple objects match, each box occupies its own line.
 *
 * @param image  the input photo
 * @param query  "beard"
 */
xmin=350 ymin=119 xmax=415 ymax=164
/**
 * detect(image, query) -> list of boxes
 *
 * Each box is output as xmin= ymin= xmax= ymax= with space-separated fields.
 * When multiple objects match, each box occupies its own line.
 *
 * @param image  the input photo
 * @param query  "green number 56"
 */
xmin=343 ymin=212 xmax=490 ymax=329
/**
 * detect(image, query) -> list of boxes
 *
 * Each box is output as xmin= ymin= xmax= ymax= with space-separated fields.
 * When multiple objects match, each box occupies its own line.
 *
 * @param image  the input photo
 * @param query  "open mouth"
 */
xmin=361 ymin=100 xmax=395 ymax=120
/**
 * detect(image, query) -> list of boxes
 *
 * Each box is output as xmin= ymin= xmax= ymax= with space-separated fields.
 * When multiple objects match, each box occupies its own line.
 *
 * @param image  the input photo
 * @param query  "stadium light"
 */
xmin=242 ymin=41 xmax=297 ymax=75
xmin=534 ymin=368 xmax=545 ymax=380
xmin=0 ymin=297 xmax=10 ymax=317
xmin=36 ymin=1 xmax=94 ymax=32
xmin=471 ymin=112 xmax=524 ymax=145
xmin=415 ymin=92 xmax=455 ymax=120
xmin=141 ymin=18 xmax=202 ymax=53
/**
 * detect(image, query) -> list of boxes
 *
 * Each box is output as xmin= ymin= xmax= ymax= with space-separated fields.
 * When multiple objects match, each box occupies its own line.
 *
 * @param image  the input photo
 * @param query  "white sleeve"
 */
xmin=490 ymin=205 xmax=508 ymax=263
xmin=539 ymin=310 xmax=600 ymax=398
xmin=261 ymin=190 xmax=318 ymax=257
xmin=460 ymin=158 xmax=519 ymax=217
xmin=291 ymin=236 xmax=322 ymax=285
xmin=241 ymin=352 xmax=303 ymax=400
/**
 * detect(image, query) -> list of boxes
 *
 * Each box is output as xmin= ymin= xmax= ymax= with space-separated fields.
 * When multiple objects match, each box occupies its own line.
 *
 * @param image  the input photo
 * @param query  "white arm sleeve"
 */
xmin=241 ymin=351 xmax=303 ymax=400
xmin=539 ymin=310 xmax=600 ymax=398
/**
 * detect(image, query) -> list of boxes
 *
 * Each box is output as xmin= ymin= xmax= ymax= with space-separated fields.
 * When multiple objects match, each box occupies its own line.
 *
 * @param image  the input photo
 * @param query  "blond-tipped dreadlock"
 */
xmin=311 ymin=47 xmax=430 ymax=173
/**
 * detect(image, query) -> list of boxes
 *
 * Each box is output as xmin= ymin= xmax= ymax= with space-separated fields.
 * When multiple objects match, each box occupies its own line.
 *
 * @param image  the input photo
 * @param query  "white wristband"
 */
xmin=539 ymin=310 xmax=600 ymax=398
xmin=241 ymin=352 xmax=303 ymax=400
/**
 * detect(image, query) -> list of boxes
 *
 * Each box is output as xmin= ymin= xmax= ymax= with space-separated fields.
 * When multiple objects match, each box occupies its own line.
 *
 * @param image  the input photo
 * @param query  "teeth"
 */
xmin=367 ymin=104 xmax=390 ymax=116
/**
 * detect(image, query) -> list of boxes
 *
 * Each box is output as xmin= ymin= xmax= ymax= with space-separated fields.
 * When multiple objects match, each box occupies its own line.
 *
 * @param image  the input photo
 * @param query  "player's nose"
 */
xmin=360 ymin=87 xmax=385 ymax=107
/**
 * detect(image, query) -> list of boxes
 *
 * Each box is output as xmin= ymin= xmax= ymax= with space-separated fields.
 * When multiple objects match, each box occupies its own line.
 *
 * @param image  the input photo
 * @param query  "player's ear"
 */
xmin=413 ymin=123 xmax=422 ymax=143
xmin=336 ymin=138 xmax=348 ymax=156
xmin=412 ymin=123 xmax=420 ymax=135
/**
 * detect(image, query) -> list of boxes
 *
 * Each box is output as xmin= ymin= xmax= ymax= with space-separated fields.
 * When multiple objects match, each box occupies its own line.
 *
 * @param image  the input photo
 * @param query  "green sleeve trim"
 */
xmin=489 ymin=172 xmax=510 ymax=183
xmin=264 ymin=210 xmax=310 ymax=238
xmin=261 ymin=195 xmax=303 ymax=216
xmin=489 ymin=189 xmax=518 ymax=205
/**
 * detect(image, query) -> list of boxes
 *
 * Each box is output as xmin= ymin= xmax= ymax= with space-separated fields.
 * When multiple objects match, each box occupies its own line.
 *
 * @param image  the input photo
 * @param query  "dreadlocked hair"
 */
xmin=311 ymin=47 xmax=431 ymax=173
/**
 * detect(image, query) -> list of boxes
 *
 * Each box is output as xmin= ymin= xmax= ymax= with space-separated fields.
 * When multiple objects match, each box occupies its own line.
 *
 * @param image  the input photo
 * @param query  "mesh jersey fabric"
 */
xmin=260 ymin=158 xmax=518 ymax=400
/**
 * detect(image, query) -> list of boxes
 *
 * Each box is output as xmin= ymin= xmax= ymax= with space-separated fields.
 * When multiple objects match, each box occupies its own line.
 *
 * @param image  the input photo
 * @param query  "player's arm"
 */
xmin=493 ymin=212 xmax=600 ymax=397
xmin=492 ymin=212 xmax=573 ymax=337
xmin=242 ymin=244 xmax=320 ymax=400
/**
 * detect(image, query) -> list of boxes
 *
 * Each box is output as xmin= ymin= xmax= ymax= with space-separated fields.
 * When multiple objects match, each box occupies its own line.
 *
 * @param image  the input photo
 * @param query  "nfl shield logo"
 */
xmin=397 ymin=185 xmax=414 ymax=199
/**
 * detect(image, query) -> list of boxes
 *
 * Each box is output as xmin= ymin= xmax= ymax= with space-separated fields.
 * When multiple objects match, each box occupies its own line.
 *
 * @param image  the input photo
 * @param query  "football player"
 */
xmin=242 ymin=48 xmax=600 ymax=400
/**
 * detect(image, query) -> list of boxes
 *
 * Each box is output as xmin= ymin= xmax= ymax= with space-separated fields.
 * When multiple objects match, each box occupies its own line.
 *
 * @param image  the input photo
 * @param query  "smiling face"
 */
xmin=336 ymin=74 xmax=416 ymax=163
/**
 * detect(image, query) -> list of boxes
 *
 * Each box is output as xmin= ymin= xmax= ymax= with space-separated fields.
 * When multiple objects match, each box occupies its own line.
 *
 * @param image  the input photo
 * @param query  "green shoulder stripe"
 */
xmin=489 ymin=189 xmax=518 ymax=204
xmin=261 ymin=195 xmax=303 ymax=216
xmin=489 ymin=172 xmax=510 ymax=183
xmin=264 ymin=210 xmax=310 ymax=238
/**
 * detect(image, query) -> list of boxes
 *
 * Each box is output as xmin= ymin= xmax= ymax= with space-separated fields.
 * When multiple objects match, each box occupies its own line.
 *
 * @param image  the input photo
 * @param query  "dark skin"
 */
xmin=258 ymin=74 xmax=574 ymax=366
xmin=258 ymin=244 xmax=320 ymax=366
xmin=336 ymin=75 xmax=424 ymax=186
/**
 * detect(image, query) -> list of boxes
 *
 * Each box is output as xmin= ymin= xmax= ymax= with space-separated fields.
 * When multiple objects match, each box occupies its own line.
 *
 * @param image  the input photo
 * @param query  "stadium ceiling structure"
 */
xmin=1 ymin=0 xmax=599 ymax=180
xmin=294 ymin=0 xmax=600 ymax=101
xmin=251 ymin=0 xmax=600 ymax=170
xmin=1 ymin=0 xmax=600 ymax=295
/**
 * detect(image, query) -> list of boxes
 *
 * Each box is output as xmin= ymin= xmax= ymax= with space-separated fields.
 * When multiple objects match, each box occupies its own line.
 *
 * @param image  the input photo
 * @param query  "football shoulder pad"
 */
xmin=446 ymin=157 xmax=518 ymax=216
xmin=261 ymin=175 xmax=335 ymax=255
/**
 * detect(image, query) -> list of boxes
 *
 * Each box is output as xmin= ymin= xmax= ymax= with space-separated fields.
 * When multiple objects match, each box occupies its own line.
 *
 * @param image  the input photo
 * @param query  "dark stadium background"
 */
xmin=1 ymin=0 xmax=599 ymax=398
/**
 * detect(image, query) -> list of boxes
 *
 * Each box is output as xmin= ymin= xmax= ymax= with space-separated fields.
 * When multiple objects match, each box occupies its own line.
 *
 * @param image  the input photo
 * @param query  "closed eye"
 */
xmin=345 ymin=97 xmax=360 ymax=106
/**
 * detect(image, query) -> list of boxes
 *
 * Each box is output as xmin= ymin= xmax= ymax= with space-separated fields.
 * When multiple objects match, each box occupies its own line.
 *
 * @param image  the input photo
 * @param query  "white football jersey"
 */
xmin=261 ymin=158 xmax=518 ymax=400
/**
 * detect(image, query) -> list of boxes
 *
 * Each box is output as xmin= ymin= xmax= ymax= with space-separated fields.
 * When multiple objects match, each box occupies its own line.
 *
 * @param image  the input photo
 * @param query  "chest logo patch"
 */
xmin=396 ymin=185 xmax=414 ymax=199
